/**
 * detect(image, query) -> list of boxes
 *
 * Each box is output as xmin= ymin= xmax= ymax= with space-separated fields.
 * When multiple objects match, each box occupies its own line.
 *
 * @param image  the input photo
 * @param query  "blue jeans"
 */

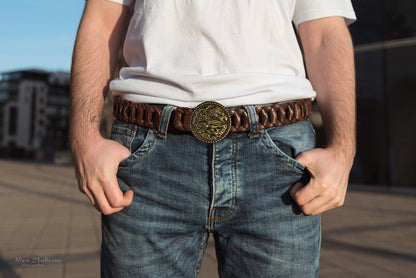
xmin=101 ymin=104 xmax=321 ymax=278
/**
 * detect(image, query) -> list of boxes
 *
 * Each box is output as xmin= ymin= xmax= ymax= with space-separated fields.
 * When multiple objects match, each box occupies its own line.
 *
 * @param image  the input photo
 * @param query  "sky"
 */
xmin=0 ymin=0 xmax=85 ymax=73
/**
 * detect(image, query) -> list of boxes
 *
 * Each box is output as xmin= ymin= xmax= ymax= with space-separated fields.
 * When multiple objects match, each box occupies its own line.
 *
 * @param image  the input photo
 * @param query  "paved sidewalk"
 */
xmin=0 ymin=159 xmax=415 ymax=278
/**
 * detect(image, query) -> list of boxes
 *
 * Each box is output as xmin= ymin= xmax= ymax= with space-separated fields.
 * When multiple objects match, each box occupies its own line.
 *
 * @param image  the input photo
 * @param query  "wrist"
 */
xmin=69 ymin=129 xmax=104 ymax=158
xmin=325 ymin=144 xmax=356 ymax=169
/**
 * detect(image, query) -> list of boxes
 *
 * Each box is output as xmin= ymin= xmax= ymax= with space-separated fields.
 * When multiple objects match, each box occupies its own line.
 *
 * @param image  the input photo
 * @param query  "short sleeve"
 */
xmin=105 ymin=0 xmax=134 ymax=9
xmin=293 ymin=0 xmax=356 ymax=28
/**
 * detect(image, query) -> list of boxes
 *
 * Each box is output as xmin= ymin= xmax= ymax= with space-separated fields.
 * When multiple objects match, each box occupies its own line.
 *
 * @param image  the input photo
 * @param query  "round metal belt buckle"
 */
xmin=190 ymin=102 xmax=231 ymax=143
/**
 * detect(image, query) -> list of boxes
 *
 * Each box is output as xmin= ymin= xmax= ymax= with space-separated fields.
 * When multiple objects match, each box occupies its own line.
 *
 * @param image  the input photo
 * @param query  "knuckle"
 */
xmin=320 ymin=179 xmax=331 ymax=190
xmin=294 ymin=194 xmax=305 ymax=206
xmin=76 ymin=177 xmax=87 ymax=190
xmin=101 ymin=207 xmax=113 ymax=215
xmin=302 ymin=207 xmax=312 ymax=215
xmin=80 ymin=182 xmax=92 ymax=194
xmin=95 ymin=170 xmax=108 ymax=181
xmin=109 ymin=198 xmax=124 ymax=208
xmin=79 ymin=188 xmax=88 ymax=195
xmin=78 ymin=184 xmax=85 ymax=193
xmin=85 ymin=181 xmax=98 ymax=192
xmin=96 ymin=173 xmax=112 ymax=185
xmin=297 ymin=199 xmax=306 ymax=206
xmin=335 ymin=197 xmax=345 ymax=207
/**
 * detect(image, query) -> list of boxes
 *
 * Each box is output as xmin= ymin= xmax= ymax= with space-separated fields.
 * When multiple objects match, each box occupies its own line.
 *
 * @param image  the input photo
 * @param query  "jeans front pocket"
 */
xmin=110 ymin=120 xmax=156 ymax=168
xmin=260 ymin=120 xmax=316 ymax=173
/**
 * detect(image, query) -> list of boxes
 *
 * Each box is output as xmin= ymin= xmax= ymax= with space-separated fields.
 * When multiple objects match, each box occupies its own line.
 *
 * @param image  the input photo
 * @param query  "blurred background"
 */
xmin=0 ymin=0 xmax=415 ymax=277
xmin=1 ymin=0 xmax=416 ymax=188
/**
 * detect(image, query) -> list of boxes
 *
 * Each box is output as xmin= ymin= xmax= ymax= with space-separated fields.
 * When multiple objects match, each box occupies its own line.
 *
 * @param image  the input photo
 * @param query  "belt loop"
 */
xmin=244 ymin=105 xmax=259 ymax=138
xmin=157 ymin=105 xmax=177 ymax=139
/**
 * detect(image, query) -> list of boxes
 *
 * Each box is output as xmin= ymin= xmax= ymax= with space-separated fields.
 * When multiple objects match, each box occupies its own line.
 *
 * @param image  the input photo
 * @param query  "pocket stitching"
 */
xmin=111 ymin=121 xmax=137 ymax=137
xmin=111 ymin=130 xmax=135 ymax=137
xmin=119 ymin=130 xmax=157 ymax=168
xmin=260 ymin=132 xmax=305 ymax=173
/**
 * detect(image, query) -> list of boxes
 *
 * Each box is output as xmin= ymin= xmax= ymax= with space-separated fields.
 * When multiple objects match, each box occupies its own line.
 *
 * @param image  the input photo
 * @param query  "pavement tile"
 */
xmin=1 ymin=159 xmax=415 ymax=278
xmin=199 ymin=237 xmax=219 ymax=278
xmin=64 ymin=259 xmax=99 ymax=278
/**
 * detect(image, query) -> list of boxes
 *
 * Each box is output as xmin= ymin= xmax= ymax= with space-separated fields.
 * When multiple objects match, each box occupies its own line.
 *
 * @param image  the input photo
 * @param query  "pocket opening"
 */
xmin=110 ymin=122 xmax=156 ymax=168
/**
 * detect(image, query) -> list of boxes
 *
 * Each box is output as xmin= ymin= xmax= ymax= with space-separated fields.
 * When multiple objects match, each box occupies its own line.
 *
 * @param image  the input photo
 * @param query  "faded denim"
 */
xmin=101 ymin=104 xmax=321 ymax=278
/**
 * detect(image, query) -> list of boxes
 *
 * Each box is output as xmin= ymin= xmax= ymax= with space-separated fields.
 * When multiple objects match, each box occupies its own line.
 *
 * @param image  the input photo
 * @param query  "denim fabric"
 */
xmin=101 ymin=104 xmax=321 ymax=278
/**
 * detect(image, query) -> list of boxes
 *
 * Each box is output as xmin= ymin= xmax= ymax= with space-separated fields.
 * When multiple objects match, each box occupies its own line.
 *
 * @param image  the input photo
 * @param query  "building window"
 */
xmin=9 ymin=107 xmax=17 ymax=136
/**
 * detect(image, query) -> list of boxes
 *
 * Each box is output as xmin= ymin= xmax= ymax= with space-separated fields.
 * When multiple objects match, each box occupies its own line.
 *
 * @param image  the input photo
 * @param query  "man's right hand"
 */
xmin=69 ymin=0 xmax=133 ymax=215
xmin=73 ymin=137 xmax=133 ymax=215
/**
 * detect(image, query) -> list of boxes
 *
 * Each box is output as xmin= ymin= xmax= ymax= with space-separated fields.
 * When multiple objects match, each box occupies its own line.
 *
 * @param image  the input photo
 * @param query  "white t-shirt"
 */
xmin=106 ymin=0 xmax=356 ymax=108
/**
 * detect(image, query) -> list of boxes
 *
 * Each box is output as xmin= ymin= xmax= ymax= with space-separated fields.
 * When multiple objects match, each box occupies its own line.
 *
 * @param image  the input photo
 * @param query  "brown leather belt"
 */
xmin=113 ymin=96 xmax=312 ymax=134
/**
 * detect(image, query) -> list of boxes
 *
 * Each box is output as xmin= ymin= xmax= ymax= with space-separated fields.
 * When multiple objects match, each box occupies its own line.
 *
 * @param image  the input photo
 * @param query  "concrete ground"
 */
xmin=0 ymin=159 xmax=415 ymax=278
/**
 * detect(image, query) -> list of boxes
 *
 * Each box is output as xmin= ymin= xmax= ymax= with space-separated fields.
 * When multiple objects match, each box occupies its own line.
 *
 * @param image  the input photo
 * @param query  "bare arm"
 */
xmin=290 ymin=17 xmax=356 ymax=215
xmin=69 ymin=0 xmax=132 ymax=215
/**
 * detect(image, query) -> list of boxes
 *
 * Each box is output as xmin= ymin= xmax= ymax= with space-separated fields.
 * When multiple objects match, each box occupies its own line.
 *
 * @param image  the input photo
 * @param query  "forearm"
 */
xmin=69 ymin=1 xmax=133 ymax=214
xmin=302 ymin=20 xmax=356 ymax=166
xmin=69 ymin=0 xmax=128 ymax=155
xmin=70 ymin=27 xmax=111 ymax=152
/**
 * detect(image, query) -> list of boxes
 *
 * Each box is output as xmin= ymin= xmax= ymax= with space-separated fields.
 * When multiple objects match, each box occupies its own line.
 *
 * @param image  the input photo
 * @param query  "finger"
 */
xmin=290 ymin=182 xmax=304 ymax=200
xmin=299 ymin=196 xmax=331 ymax=215
xmin=75 ymin=168 xmax=99 ymax=207
xmin=76 ymin=178 xmax=98 ymax=207
xmin=300 ymin=197 xmax=326 ymax=215
xmin=92 ymin=186 xmax=125 ymax=215
xmin=101 ymin=176 xmax=134 ymax=208
xmin=291 ymin=180 xmax=319 ymax=206
xmin=83 ymin=177 xmax=123 ymax=214
xmin=83 ymin=187 xmax=98 ymax=207
xmin=123 ymin=189 xmax=134 ymax=203
xmin=93 ymin=203 xmax=101 ymax=212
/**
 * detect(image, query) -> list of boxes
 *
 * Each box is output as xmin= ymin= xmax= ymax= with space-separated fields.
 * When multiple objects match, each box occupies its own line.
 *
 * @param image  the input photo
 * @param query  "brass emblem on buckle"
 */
xmin=190 ymin=102 xmax=231 ymax=143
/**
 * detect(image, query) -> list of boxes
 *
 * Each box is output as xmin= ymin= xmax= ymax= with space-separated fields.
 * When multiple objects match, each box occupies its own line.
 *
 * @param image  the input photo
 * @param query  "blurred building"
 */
xmin=349 ymin=0 xmax=416 ymax=186
xmin=0 ymin=69 xmax=70 ymax=161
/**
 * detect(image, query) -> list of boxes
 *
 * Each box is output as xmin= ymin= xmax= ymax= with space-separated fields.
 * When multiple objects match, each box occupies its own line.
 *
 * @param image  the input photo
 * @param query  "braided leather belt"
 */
xmin=113 ymin=96 xmax=312 ymax=142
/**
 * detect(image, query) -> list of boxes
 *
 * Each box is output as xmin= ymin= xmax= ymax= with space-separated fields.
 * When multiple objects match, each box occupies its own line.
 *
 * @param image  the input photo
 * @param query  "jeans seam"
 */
xmin=111 ymin=126 xmax=138 ymax=142
xmin=194 ymin=232 xmax=208 ymax=277
xmin=209 ymin=208 xmax=217 ymax=231
xmin=111 ymin=129 xmax=136 ymax=152
xmin=111 ymin=130 xmax=134 ymax=136
xmin=111 ymin=121 xmax=137 ymax=135
xmin=208 ymin=144 xmax=217 ymax=232
xmin=208 ymin=134 xmax=237 ymax=223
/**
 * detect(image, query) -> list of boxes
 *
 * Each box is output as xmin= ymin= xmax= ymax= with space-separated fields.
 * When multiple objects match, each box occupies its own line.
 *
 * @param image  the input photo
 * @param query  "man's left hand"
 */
xmin=290 ymin=147 xmax=352 ymax=215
